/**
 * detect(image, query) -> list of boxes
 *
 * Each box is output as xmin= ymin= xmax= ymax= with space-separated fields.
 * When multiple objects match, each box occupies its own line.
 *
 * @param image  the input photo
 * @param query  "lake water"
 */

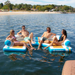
xmin=0 ymin=14 xmax=75 ymax=75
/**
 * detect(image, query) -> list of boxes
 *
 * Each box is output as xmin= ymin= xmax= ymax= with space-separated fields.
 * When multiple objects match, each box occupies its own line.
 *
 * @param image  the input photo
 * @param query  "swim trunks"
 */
xmin=24 ymin=37 xmax=31 ymax=42
xmin=41 ymin=37 xmax=47 ymax=41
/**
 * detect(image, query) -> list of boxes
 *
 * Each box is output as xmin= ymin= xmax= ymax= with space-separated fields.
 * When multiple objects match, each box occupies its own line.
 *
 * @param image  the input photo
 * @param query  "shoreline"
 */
xmin=0 ymin=11 xmax=74 ymax=16
xmin=0 ymin=11 xmax=61 ymax=16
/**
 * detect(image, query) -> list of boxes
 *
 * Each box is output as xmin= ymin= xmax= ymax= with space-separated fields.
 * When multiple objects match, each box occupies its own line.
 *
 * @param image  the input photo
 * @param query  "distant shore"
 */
xmin=0 ymin=11 xmax=61 ymax=16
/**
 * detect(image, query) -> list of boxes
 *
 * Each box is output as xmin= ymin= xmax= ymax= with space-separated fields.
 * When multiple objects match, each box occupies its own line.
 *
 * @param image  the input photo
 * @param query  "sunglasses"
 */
xmin=12 ymin=31 xmax=15 ymax=32
xmin=47 ymin=29 xmax=49 ymax=31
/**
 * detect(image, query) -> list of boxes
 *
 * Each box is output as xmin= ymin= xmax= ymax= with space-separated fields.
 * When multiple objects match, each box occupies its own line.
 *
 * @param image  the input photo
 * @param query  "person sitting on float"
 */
xmin=44 ymin=29 xmax=67 ymax=49
xmin=6 ymin=30 xmax=33 ymax=50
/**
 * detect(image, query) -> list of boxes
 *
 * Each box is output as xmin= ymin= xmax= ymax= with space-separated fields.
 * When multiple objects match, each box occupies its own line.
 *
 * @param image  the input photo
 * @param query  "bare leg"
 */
xmin=38 ymin=40 xmax=43 ymax=50
xmin=51 ymin=37 xmax=61 ymax=45
xmin=23 ymin=43 xmax=31 ymax=50
xmin=44 ymin=43 xmax=53 ymax=50
xmin=44 ymin=37 xmax=59 ymax=49
xmin=14 ymin=42 xmax=30 ymax=50
xmin=27 ymin=40 xmax=36 ymax=50
xmin=29 ymin=32 xmax=34 ymax=43
xmin=53 ymin=37 xmax=58 ymax=42
xmin=44 ymin=40 xmax=50 ymax=44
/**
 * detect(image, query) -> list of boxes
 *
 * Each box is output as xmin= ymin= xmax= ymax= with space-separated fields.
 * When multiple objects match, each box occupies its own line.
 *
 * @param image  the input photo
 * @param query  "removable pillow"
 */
xmin=5 ymin=40 xmax=11 ymax=46
xmin=64 ymin=39 xmax=71 ymax=46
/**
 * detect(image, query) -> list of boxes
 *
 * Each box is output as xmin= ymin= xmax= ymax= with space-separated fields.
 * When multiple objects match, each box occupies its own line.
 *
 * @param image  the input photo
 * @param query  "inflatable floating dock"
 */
xmin=3 ymin=35 xmax=72 ymax=52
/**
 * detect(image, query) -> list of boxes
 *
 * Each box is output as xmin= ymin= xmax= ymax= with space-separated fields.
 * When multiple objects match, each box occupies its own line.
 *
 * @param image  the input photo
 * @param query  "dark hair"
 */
xmin=62 ymin=29 xmax=67 ymax=38
xmin=22 ymin=25 xmax=25 ymax=27
xmin=47 ymin=27 xmax=51 ymax=32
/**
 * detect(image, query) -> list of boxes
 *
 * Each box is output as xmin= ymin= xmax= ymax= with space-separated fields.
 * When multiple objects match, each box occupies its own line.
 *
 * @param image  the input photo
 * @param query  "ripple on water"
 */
xmin=0 ymin=14 xmax=75 ymax=75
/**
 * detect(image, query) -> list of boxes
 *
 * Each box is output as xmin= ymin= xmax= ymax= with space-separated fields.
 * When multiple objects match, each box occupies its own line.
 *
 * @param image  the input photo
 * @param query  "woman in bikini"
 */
xmin=6 ymin=30 xmax=33 ymax=50
xmin=44 ymin=29 xmax=67 ymax=49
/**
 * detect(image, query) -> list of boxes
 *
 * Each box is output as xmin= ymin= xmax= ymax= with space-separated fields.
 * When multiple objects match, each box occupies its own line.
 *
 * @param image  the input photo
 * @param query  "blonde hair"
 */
xmin=10 ymin=30 xmax=14 ymax=35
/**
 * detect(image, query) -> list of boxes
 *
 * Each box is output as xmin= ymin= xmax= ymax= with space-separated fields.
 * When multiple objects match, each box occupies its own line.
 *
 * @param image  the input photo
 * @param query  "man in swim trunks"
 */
xmin=38 ymin=27 xmax=56 ymax=50
xmin=17 ymin=25 xmax=36 ymax=50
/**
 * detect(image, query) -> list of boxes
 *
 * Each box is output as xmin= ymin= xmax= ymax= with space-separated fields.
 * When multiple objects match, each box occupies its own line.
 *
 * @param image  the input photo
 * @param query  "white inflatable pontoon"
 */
xmin=3 ymin=35 xmax=72 ymax=52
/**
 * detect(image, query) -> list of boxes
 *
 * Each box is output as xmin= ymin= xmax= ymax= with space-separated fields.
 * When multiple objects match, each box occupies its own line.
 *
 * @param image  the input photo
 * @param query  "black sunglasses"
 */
xmin=12 ymin=31 xmax=15 ymax=32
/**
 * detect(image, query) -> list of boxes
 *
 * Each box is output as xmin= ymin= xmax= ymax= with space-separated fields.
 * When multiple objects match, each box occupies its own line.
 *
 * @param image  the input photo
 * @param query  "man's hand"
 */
xmin=20 ymin=35 xmax=23 ymax=37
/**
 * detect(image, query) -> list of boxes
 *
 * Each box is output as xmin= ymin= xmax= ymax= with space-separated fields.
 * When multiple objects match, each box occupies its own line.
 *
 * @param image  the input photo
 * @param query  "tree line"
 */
xmin=0 ymin=0 xmax=75 ymax=12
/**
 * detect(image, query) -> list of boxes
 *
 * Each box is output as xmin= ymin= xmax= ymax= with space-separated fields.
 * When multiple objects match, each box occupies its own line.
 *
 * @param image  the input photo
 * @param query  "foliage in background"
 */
xmin=0 ymin=0 xmax=75 ymax=12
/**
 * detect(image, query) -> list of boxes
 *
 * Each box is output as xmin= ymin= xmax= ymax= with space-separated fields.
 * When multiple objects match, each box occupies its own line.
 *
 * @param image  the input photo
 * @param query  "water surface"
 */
xmin=0 ymin=14 xmax=75 ymax=75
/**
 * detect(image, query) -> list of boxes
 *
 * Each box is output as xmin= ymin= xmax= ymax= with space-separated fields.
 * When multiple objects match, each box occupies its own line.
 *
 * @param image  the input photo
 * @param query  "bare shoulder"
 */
xmin=49 ymin=32 xmax=52 ymax=34
xmin=44 ymin=31 xmax=47 ymax=34
xmin=64 ymin=35 xmax=66 ymax=39
xmin=25 ymin=30 xmax=28 ymax=32
xmin=20 ymin=30 xmax=22 ymax=32
xmin=42 ymin=32 xmax=46 ymax=35
xmin=7 ymin=35 xmax=11 ymax=38
xmin=50 ymin=32 xmax=55 ymax=34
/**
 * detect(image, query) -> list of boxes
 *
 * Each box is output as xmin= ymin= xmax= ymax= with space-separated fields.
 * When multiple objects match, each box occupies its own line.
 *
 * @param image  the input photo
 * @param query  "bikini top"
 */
xmin=12 ymin=36 xmax=16 ymax=39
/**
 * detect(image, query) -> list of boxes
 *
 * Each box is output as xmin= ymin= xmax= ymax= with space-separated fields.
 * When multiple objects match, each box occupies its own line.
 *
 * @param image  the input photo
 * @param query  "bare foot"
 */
xmin=31 ymin=47 xmax=36 ymax=50
xmin=37 ymin=47 xmax=41 ymax=50
xmin=28 ymin=47 xmax=33 ymax=51
xmin=29 ymin=50 xmax=33 ymax=56
xmin=44 ymin=47 xmax=47 ymax=50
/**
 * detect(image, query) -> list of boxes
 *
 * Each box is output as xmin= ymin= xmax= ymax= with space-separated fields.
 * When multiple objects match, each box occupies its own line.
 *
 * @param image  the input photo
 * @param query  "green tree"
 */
xmin=4 ymin=0 xmax=13 ymax=10
xmin=2 ymin=5 xmax=9 ymax=9
xmin=62 ymin=5 xmax=70 ymax=11
xmin=0 ymin=1 xmax=74 ymax=12
xmin=0 ymin=3 xmax=3 ymax=9
xmin=4 ymin=0 xmax=11 ymax=5
xmin=45 ymin=6 xmax=50 ymax=11
xmin=33 ymin=5 xmax=37 ymax=9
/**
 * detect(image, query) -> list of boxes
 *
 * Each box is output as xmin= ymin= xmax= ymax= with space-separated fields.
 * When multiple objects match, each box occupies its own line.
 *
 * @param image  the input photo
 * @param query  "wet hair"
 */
xmin=47 ymin=27 xmax=51 ymax=32
xmin=22 ymin=25 xmax=25 ymax=28
xmin=62 ymin=29 xmax=67 ymax=38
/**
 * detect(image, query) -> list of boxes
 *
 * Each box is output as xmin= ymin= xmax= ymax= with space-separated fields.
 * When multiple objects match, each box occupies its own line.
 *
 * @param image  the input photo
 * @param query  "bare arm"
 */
xmin=51 ymin=33 xmax=56 ymax=38
xmin=17 ymin=30 xmax=22 ymax=35
xmin=6 ymin=35 xmax=12 ymax=40
xmin=26 ymin=30 xmax=29 ymax=34
xmin=41 ymin=32 xmax=45 ymax=37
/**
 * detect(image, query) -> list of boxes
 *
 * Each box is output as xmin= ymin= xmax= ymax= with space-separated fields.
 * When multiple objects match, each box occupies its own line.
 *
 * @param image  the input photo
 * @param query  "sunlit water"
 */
xmin=0 ymin=14 xmax=75 ymax=75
